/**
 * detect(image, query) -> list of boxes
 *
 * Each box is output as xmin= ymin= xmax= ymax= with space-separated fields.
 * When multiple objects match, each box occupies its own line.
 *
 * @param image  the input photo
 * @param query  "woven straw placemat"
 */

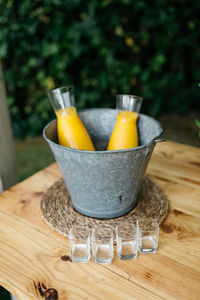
xmin=41 ymin=177 xmax=168 ymax=241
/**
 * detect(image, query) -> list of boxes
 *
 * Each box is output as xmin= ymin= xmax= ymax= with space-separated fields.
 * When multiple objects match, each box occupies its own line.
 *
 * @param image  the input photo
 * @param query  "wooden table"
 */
xmin=0 ymin=141 xmax=200 ymax=300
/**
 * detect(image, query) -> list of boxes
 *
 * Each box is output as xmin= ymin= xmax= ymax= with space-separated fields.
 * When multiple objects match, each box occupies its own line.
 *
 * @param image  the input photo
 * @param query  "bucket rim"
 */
xmin=43 ymin=108 xmax=163 ymax=154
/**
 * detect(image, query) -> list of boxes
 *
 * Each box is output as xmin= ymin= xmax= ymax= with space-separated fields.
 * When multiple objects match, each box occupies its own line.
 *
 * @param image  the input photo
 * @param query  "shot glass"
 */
xmin=116 ymin=94 xmax=143 ymax=113
xmin=116 ymin=224 xmax=138 ymax=260
xmin=91 ymin=227 xmax=113 ymax=264
xmin=137 ymin=219 xmax=159 ymax=254
xmin=69 ymin=227 xmax=91 ymax=263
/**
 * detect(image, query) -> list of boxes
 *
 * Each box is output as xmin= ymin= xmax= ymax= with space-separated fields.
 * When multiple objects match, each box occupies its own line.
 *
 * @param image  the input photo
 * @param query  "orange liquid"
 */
xmin=56 ymin=106 xmax=95 ymax=150
xmin=107 ymin=111 xmax=138 ymax=150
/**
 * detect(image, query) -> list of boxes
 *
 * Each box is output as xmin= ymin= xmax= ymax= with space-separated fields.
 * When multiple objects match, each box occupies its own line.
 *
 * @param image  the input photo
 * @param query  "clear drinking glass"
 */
xmin=69 ymin=227 xmax=91 ymax=263
xmin=48 ymin=86 xmax=75 ymax=112
xmin=116 ymin=224 xmax=138 ymax=260
xmin=137 ymin=219 xmax=159 ymax=254
xmin=116 ymin=94 xmax=143 ymax=113
xmin=91 ymin=227 xmax=113 ymax=264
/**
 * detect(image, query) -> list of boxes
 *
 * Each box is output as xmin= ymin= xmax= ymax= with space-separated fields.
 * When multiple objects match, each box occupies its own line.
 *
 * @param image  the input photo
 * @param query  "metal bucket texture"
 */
xmin=43 ymin=108 xmax=163 ymax=219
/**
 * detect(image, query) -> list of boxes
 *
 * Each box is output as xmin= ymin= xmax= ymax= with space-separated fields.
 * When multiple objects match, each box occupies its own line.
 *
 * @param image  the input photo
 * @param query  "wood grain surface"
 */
xmin=0 ymin=141 xmax=199 ymax=299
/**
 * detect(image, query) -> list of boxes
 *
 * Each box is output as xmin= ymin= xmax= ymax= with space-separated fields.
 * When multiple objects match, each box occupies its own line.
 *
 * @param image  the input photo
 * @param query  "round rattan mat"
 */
xmin=41 ymin=177 xmax=168 ymax=241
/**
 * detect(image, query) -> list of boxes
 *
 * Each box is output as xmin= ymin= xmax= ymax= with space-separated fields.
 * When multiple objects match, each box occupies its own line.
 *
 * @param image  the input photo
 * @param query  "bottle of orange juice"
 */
xmin=48 ymin=86 xmax=95 ymax=151
xmin=107 ymin=111 xmax=139 ymax=150
xmin=107 ymin=94 xmax=143 ymax=151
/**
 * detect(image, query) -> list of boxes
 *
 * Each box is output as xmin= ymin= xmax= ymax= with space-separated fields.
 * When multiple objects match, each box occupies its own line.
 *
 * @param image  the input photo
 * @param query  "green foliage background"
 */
xmin=0 ymin=0 xmax=200 ymax=138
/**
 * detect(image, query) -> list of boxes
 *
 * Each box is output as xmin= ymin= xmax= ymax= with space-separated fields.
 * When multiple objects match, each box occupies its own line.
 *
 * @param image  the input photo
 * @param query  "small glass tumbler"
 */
xmin=116 ymin=224 xmax=138 ymax=260
xmin=91 ymin=227 xmax=113 ymax=264
xmin=69 ymin=227 xmax=91 ymax=263
xmin=116 ymin=94 xmax=143 ymax=113
xmin=137 ymin=219 xmax=159 ymax=254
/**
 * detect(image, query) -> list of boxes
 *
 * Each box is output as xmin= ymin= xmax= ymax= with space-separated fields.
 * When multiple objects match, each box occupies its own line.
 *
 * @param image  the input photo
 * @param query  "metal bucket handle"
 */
xmin=154 ymin=138 xmax=167 ymax=144
xmin=145 ymin=138 xmax=166 ymax=155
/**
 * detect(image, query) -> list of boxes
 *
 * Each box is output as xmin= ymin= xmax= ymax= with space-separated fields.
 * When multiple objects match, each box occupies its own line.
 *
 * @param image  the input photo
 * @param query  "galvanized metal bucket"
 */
xmin=43 ymin=108 xmax=163 ymax=219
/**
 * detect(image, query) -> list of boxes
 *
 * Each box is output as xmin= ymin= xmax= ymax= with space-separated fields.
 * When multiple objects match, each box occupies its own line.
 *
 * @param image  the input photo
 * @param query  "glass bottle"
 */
xmin=107 ymin=94 xmax=143 ymax=151
xmin=48 ymin=86 xmax=95 ymax=151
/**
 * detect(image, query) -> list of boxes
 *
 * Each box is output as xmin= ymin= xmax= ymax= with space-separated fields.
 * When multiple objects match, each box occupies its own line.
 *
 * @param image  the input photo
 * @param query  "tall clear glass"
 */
xmin=116 ymin=94 xmax=143 ymax=113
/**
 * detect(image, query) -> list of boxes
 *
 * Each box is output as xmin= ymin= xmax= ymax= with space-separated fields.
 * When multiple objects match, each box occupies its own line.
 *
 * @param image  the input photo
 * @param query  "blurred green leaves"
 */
xmin=0 ymin=0 xmax=200 ymax=138
xmin=195 ymin=119 xmax=200 ymax=138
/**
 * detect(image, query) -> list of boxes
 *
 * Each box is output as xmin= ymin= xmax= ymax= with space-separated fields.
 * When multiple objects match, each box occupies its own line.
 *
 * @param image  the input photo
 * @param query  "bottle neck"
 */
xmin=117 ymin=111 xmax=138 ymax=123
xmin=56 ymin=106 xmax=77 ymax=117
